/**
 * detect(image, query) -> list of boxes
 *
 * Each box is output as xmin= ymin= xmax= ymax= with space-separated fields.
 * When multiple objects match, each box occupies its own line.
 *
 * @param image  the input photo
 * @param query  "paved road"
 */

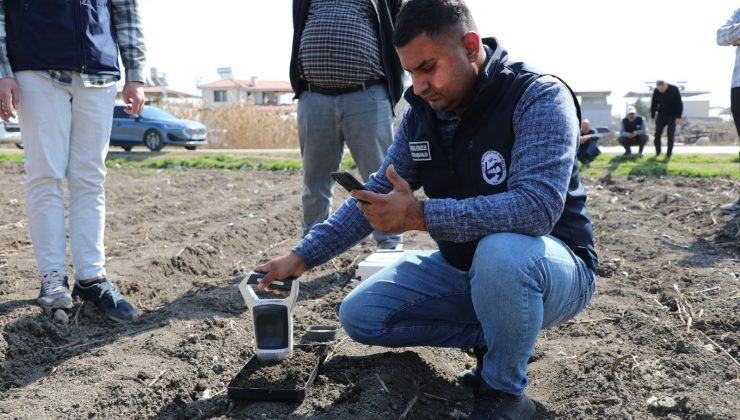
xmin=600 ymin=145 xmax=738 ymax=155
xmin=1 ymin=145 xmax=738 ymax=157
xmin=120 ymin=145 xmax=740 ymax=157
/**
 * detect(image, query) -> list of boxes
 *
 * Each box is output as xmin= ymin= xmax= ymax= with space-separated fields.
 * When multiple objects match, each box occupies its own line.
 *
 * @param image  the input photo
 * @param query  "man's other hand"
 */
xmin=253 ymin=252 xmax=307 ymax=292
xmin=0 ymin=78 xmax=19 ymax=122
xmin=122 ymin=81 xmax=145 ymax=115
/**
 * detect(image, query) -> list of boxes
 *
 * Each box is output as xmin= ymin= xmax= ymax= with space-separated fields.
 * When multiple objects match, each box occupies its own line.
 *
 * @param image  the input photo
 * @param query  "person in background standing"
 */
xmin=289 ymin=0 xmax=404 ymax=250
xmin=0 ymin=0 xmax=146 ymax=322
xmin=717 ymin=7 xmax=740 ymax=214
xmin=650 ymin=80 xmax=683 ymax=160
xmin=577 ymin=119 xmax=600 ymax=165
xmin=617 ymin=105 xmax=649 ymax=156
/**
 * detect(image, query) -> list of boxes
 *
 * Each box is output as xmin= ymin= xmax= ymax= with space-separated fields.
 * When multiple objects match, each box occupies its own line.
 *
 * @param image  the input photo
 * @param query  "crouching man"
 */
xmin=254 ymin=0 xmax=597 ymax=418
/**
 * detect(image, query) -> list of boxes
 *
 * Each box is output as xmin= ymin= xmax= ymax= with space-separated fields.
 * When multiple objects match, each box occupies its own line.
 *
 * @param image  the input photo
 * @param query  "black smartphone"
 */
xmin=330 ymin=171 xmax=366 ymax=193
xmin=330 ymin=171 xmax=369 ymax=204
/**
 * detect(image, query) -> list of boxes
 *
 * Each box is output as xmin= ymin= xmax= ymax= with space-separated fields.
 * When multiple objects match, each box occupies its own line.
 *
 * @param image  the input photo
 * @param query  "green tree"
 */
xmin=633 ymin=98 xmax=650 ymax=118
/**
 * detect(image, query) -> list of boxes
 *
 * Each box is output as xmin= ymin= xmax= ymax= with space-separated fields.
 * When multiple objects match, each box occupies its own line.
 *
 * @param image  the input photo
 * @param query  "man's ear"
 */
xmin=461 ymin=32 xmax=481 ymax=62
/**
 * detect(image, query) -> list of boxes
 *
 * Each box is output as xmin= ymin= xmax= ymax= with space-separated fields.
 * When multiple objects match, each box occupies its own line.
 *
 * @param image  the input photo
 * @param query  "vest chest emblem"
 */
xmin=481 ymin=150 xmax=506 ymax=186
xmin=409 ymin=141 xmax=432 ymax=161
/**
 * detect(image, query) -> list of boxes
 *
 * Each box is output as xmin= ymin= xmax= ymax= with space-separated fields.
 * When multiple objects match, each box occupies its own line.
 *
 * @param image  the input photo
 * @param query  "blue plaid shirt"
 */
xmin=293 ymin=75 xmax=580 ymax=268
xmin=0 ymin=0 xmax=146 ymax=87
xmin=717 ymin=8 xmax=740 ymax=89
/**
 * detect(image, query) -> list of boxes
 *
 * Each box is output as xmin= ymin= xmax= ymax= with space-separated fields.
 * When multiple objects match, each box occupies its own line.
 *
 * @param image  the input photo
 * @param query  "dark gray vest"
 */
xmin=404 ymin=38 xmax=597 ymax=271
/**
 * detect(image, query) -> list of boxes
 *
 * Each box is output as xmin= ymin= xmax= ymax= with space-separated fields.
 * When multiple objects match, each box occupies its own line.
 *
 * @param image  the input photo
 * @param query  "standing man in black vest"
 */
xmin=650 ymin=80 xmax=683 ymax=159
xmin=289 ymin=0 xmax=403 ymax=250
xmin=0 ymin=0 xmax=146 ymax=322
xmin=258 ymin=0 xmax=597 ymax=418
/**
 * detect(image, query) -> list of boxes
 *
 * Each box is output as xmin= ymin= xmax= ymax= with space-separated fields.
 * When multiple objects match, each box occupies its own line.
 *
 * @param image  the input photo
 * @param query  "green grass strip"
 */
xmin=1 ymin=152 xmax=735 ymax=178
xmin=579 ymin=154 xmax=739 ymax=179
xmin=0 ymin=153 xmax=24 ymax=164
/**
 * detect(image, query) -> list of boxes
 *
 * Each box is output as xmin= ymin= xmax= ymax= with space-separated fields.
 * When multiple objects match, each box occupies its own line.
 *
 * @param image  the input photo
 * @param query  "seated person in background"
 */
xmin=618 ymin=105 xmax=649 ymax=156
xmin=577 ymin=119 xmax=601 ymax=165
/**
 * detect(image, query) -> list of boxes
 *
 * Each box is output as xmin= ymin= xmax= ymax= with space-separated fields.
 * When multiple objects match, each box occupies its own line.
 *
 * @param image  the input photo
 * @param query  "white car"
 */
xmin=0 ymin=116 xmax=22 ymax=149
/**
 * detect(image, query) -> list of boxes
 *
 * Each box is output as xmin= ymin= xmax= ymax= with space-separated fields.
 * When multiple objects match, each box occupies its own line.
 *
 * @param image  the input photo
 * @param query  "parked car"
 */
xmin=0 ymin=116 xmax=22 ymax=149
xmin=110 ymin=105 xmax=207 ymax=151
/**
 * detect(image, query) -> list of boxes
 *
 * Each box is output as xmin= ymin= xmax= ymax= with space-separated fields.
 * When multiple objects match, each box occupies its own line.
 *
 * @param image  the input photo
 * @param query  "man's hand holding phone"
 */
xmin=341 ymin=165 xmax=427 ymax=234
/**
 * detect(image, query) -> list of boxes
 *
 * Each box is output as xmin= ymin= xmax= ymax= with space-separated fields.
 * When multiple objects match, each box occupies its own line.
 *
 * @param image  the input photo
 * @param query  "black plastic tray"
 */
xmin=306 ymin=325 xmax=338 ymax=342
xmin=227 ymin=344 xmax=328 ymax=402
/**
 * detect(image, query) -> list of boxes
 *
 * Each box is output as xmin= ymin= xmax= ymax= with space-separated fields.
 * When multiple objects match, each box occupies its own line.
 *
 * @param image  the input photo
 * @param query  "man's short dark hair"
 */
xmin=393 ymin=0 xmax=478 ymax=48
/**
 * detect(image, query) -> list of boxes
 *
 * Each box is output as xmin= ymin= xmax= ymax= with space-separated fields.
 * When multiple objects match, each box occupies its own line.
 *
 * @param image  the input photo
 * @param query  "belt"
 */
xmin=305 ymin=78 xmax=385 ymax=96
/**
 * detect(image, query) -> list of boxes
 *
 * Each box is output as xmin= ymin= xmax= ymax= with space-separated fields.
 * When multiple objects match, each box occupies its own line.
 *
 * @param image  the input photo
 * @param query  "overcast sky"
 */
xmin=138 ymin=0 xmax=738 ymax=112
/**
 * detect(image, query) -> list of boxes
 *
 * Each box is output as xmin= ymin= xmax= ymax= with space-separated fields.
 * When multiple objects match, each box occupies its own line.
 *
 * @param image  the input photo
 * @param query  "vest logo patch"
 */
xmin=409 ymin=141 xmax=432 ymax=161
xmin=481 ymin=150 xmax=506 ymax=185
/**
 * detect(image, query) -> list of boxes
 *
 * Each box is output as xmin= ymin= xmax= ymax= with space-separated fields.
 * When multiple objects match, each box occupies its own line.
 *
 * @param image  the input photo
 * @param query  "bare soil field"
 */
xmin=0 ymin=162 xmax=738 ymax=419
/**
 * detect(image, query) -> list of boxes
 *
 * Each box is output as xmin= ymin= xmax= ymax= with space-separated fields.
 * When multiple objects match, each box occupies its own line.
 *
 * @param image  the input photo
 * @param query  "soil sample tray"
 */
xmin=228 ymin=344 xmax=328 ymax=402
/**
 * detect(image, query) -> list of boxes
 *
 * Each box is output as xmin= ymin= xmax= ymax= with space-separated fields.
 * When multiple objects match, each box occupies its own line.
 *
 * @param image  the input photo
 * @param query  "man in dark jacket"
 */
xmin=257 ymin=1 xmax=597 ymax=418
xmin=577 ymin=119 xmax=601 ymax=164
xmin=0 ymin=0 xmax=146 ymax=322
xmin=650 ymin=80 xmax=683 ymax=159
xmin=289 ymin=0 xmax=403 ymax=250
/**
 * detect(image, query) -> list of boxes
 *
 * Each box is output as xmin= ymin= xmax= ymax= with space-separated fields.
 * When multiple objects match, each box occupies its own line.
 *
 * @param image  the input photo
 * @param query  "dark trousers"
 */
xmin=576 ymin=139 xmax=601 ymax=164
xmin=654 ymin=114 xmax=677 ymax=156
xmin=731 ymin=86 xmax=740 ymax=139
xmin=617 ymin=134 xmax=648 ymax=155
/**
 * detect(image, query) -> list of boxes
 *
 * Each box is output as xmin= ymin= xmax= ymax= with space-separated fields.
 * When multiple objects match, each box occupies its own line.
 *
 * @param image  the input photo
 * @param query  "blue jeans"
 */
xmin=297 ymin=83 xmax=401 ymax=245
xmin=654 ymin=114 xmax=677 ymax=156
xmin=576 ymin=138 xmax=601 ymax=163
xmin=339 ymin=232 xmax=596 ymax=396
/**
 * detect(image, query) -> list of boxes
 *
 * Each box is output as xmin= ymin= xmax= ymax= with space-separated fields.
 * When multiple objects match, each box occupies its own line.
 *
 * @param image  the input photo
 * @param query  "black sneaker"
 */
xmin=720 ymin=200 xmax=740 ymax=214
xmin=73 ymin=278 xmax=138 ymax=322
xmin=470 ymin=381 xmax=536 ymax=420
xmin=37 ymin=271 xmax=73 ymax=310
xmin=458 ymin=346 xmax=486 ymax=387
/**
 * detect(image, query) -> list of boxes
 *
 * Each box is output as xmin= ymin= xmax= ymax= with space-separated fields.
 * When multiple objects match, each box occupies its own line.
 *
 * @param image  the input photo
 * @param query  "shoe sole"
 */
xmin=37 ymin=299 xmax=73 ymax=311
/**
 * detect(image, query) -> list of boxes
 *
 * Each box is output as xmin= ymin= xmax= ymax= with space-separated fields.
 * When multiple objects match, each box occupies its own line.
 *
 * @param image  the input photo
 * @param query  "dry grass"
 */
xmin=161 ymin=103 xmax=738 ymax=150
xmin=162 ymin=104 xmax=298 ymax=149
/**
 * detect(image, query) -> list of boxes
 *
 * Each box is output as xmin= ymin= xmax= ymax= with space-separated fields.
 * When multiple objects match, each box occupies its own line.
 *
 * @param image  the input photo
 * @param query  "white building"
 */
xmin=199 ymin=73 xmax=293 ymax=107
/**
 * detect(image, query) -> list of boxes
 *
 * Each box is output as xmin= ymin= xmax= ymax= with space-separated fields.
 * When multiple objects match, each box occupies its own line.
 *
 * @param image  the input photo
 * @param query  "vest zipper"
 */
xmin=74 ymin=1 xmax=86 ymax=73
xmin=468 ymin=139 xmax=476 ymax=184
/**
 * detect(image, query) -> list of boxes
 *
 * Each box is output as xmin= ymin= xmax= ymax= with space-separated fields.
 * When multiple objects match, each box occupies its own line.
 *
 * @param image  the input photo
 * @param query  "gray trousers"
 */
xmin=297 ymin=83 xmax=401 ymax=245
